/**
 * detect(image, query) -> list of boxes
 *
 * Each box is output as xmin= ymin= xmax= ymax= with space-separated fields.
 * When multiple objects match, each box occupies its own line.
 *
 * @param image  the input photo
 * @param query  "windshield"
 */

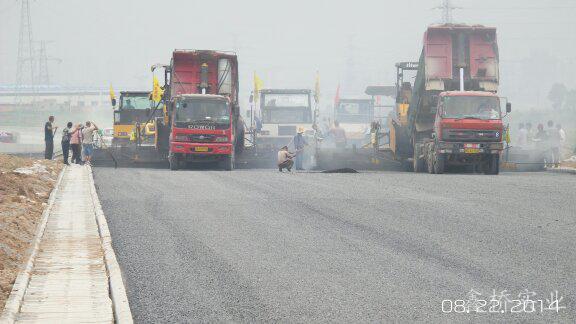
xmin=121 ymin=96 xmax=153 ymax=110
xmin=262 ymin=107 xmax=312 ymax=124
xmin=175 ymin=99 xmax=230 ymax=125
xmin=263 ymin=94 xmax=309 ymax=108
xmin=442 ymin=96 xmax=501 ymax=120
xmin=336 ymin=102 xmax=372 ymax=123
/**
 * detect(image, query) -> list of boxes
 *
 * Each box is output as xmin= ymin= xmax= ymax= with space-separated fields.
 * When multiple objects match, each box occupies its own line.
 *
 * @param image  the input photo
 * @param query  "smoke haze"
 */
xmin=0 ymin=0 xmax=575 ymax=108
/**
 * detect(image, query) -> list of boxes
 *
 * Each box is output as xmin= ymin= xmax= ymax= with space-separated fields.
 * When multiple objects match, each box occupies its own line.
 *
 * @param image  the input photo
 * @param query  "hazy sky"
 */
xmin=1 ymin=0 xmax=575 ymax=107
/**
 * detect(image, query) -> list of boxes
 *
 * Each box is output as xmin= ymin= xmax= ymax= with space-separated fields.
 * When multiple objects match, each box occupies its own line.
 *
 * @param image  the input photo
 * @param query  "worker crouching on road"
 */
xmin=292 ymin=127 xmax=309 ymax=170
xmin=277 ymin=146 xmax=294 ymax=172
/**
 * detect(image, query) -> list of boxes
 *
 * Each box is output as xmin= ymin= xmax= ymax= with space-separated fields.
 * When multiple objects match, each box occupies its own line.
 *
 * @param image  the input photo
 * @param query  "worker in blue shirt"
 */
xmin=292 ymin=127 xmax=308 ymax=170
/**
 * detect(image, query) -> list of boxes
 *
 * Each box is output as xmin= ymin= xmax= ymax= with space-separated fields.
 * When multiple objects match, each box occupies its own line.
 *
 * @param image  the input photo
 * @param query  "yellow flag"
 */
xmin=253 ymin=72 xmax=263 ymax=103
xmin=109 ymin=84 xmax=116 ymax=102
xmin=314 ymin=71 xmax=320 ymax=104
xmin=152 ymin=76 xmax=164 ymax=103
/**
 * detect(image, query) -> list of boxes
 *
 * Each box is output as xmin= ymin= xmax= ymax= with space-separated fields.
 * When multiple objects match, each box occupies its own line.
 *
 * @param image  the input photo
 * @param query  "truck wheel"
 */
xmin=222 ymin=151 xmax=235 ymax=171
xmin=434 ymin=154 xmax=445 ymax=174
xmin=169 ymin=154 xmax=179 ymax=171
xmin=485 ymin=154 xmax=499 ymax=175
xmin=413 ymin=145 xmax=425 ymax=173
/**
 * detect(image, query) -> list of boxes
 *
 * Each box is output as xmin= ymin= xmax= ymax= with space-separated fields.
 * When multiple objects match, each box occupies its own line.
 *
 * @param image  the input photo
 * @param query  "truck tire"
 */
xmin=413 ymin=144 xmax=425 ymax=173
xmin=222 ymin=150 xmax=235 ymax=171
xmin=169 ymin=154 xmax=179 ymax=171
xmin=434 ymin=153 xmax=445 ymax=174
xmin=485 ymin=154 xmax=499 ymax=175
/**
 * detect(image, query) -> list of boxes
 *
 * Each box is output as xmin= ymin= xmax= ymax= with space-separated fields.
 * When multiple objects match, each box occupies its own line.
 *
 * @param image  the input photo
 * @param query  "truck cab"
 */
xmin=426 ymin=91 xmax=507 ymax=174
xmin=113 ymin=91 xmax=160 ymax=147
xmin=168 ymin=94 xmax=235 ymax=168
xmin=257 ymin=89 xmax=314 ymax=150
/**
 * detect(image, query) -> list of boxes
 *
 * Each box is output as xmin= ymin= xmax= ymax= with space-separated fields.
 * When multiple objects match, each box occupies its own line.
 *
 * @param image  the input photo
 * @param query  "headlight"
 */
xmin=174 ymin=135 xmax=188 ymax=142
xmin=215 ymin=136 xmax=229 ymax=142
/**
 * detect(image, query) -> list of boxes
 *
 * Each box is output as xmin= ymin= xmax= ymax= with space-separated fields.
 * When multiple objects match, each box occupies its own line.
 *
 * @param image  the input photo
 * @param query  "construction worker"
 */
xmin=125 ymin=99 xmax=135 ymax=109
xmin=330 ymin=120 xmax=347 ymax=148
xmin=516 ymin=123 xmax=528 ymax=148
xmin=82 ymin=121 xmax=99 ymax=165
xmin=277 ymin=146 xmax=294 ymax=172
xmin=44 ymin=116 xmax=57 ymax=160
xmin=292 ymin=127 xmax=308 ymax=170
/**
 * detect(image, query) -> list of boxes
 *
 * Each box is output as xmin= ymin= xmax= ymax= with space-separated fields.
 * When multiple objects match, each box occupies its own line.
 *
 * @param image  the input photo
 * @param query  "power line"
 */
xmin=433 ymin=0 xmax=461 ymax=24
xmin=15 ymin=0 xmax=35 ymax=97
xmin=37 ymin=41 xmax=62 ymax=86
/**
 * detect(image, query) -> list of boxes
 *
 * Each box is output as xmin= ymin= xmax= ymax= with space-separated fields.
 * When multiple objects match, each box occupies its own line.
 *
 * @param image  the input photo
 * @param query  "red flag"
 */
xmin=334 ymin=84 xmax=340 ymax=107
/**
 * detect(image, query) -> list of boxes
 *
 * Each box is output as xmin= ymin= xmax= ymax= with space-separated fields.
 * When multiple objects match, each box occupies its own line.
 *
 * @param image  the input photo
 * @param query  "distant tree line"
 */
xmin=548 ymin=83 xmax=576 ymax=111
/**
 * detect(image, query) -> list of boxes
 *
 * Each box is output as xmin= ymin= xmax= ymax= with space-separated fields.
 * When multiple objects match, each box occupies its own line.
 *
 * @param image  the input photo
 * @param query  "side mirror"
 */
xmin=506 ymin=102 xmax=512 ymax=113
xmin=111 ymin=98 xmax=117 ymax=107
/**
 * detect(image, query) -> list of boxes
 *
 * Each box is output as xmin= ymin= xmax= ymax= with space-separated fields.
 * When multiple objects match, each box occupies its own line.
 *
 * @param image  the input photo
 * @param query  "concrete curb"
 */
xmin=546 ymin=167 xmax=576 ymax=175
xmin=0 ymin=166 xmax=66 ymax=324
xmin=87 ymin=166 xmax=134 ymax=324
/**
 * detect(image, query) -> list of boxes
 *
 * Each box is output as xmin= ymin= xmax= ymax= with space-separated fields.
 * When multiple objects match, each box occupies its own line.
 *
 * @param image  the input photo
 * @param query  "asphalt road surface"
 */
xmin=93 ymin=167 xmax=576 ymax=322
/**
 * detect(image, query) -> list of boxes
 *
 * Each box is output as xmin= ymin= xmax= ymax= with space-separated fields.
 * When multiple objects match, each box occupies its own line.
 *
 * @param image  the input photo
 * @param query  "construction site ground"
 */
xmin=0 ymin=154 xmax=62 ymax=309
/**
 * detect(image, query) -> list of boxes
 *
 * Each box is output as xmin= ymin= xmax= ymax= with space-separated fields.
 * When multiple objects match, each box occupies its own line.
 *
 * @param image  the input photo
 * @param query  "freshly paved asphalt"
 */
xmin=93 ymin=167 xmax=576 ymax=322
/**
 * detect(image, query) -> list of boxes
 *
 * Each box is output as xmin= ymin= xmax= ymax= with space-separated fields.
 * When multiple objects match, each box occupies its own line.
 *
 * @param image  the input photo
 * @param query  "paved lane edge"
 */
xmin=0 ymin=166 xmax=66 ymax=324
xmin=88 ymin=166 xmax=134 ymax=324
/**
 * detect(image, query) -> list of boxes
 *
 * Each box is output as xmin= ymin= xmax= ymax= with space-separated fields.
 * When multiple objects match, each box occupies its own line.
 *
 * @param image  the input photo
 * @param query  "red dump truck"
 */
xmin=154 ymin=50 xmax=245 ymax=170
xmin=389 ymin=24 xmax=510 ymax=174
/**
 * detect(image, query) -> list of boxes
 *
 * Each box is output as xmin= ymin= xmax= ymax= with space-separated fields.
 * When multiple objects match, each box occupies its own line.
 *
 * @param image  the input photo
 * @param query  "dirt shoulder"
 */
xmin=0 ymin=154 xmax=62 ymax=310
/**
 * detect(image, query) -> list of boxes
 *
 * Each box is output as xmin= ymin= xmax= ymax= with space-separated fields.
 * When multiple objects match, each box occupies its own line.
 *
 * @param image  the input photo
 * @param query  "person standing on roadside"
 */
xmin=557 ymin=124 xmax=566 ymax=148
xmin=546 ymin=120 xmax=560 ymax=167
xmin=516 ymin=123 xmax=528 ymax=147
xmin=292 ymin=127 xmax=309 ymax=170
xmin=525 ymin=122 xmax=534 ymax=144
xmin=534 ymin=124 xmax=547 ymax=142
xmin=70 ymin=123 xmax=83 ymax=164
xmin=44 ymin=116 xmax=57 ymax=160
xmin=61 ymin=122 xmax=73 ymax=165
xmin=554 ymin=123 xmax=566 ymax=167
xmin=81 ymin=121 xmax=98 ymax=165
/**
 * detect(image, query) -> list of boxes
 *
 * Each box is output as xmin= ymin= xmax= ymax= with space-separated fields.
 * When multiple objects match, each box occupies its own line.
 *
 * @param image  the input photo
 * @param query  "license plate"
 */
xmin=194 ymin=147 xmax=209 ymax=152
xmin=464 ymin=148 xmax=480 ymax=154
